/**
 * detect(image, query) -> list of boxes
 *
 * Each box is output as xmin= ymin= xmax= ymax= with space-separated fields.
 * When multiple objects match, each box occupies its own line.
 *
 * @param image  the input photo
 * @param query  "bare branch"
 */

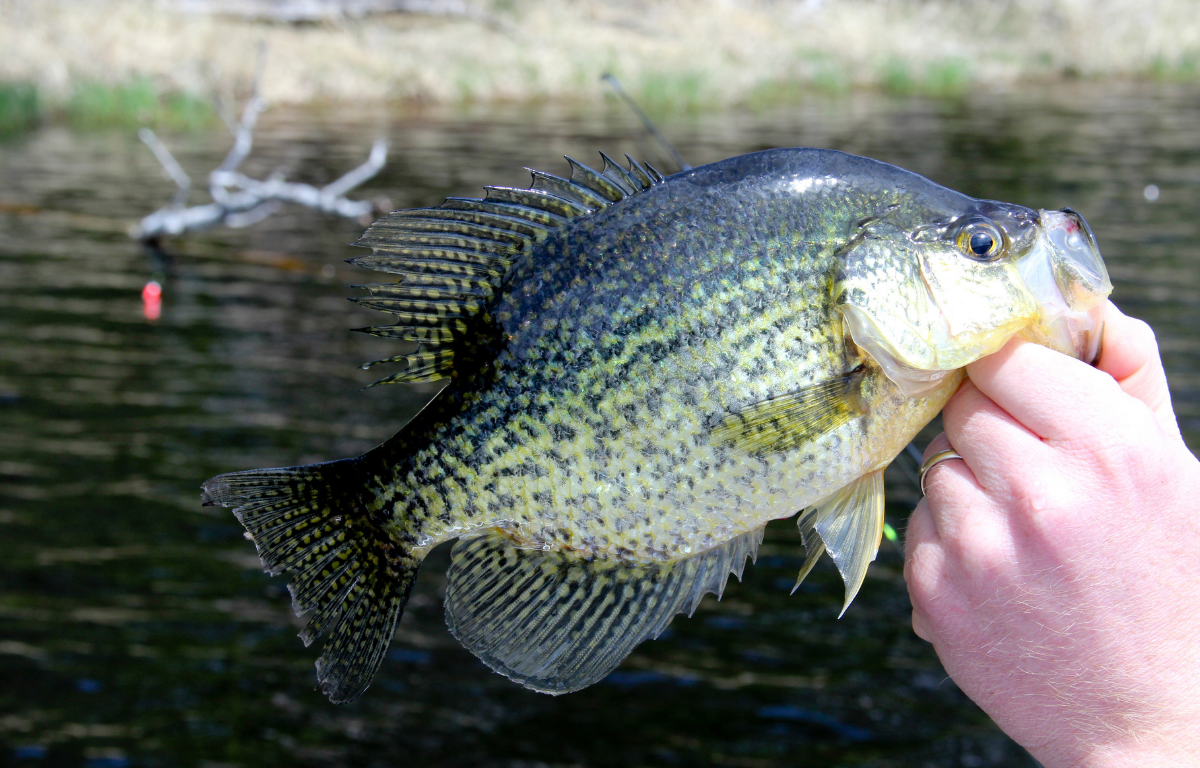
xmin=138 ymin=128 xmax=192 ymax=208
xmin=132 ymin=53 xmax=387 ymax=242
xmin=322 ymin=140 xmax=388 ymax=198
xmin=216 ymin=42 xmax=268 ymax=176
xmin=225 ymin=200 xmax=282 ymax=228
xmin=212 ymin=90 xmax=242 ymax=138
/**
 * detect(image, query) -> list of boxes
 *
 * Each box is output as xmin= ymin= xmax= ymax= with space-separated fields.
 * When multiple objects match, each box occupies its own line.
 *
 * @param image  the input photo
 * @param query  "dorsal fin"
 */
xmin=351 ymin=154 xmax=665 ymax=387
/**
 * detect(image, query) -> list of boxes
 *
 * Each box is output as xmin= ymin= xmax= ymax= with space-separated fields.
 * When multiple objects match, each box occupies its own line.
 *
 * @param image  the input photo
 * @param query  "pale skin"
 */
xmin=904 ymin=301 xmax=1200 ymax=768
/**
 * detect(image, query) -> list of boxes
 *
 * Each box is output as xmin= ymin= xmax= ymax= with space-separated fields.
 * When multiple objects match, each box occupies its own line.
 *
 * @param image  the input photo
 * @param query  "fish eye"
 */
xmin=955 ymin=219 xmax=1005 ymax=261
xmin=969 ymin=230 xmax=994 ymax=255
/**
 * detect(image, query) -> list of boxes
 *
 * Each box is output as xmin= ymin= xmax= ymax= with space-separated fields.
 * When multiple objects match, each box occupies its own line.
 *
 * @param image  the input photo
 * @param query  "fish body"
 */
xmin=377 ymin=150 xmax=956 ymax=561
xmin=202 ymin=148 xmax=1110 ymax=703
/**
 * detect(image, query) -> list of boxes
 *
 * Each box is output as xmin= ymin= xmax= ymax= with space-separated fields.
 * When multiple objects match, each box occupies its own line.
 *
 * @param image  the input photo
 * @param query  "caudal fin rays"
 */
xmin=201 ymin=460 xmax=420 ymax=704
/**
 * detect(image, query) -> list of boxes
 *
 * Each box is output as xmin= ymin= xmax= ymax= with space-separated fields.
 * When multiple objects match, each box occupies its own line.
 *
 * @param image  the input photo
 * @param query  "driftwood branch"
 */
xmin=171 ymin=0 xmax=511 ymax=31
xmin=138 ymin=128 xmax=192 ymax=208
xmin=132 ymin=55 xmax=388 ymax=241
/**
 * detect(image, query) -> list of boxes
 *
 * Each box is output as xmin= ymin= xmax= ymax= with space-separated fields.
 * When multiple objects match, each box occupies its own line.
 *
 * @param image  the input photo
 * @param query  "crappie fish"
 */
xmin=201 ymin=148 xmax=1111 ymax=703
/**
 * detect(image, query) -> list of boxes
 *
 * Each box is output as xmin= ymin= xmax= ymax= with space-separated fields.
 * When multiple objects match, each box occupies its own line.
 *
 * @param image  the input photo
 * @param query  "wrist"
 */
xmin=1030 ymin=728 xmax=1200 ymax=768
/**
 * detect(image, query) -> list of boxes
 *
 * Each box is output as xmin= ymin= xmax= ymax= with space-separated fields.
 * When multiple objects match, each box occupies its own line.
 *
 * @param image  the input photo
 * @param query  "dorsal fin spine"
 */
xmin=368 ymin=312 xmax=465 ymax=328
xmin=346 ymin=255 xmax=504 ymax=280
xmin=442 ymin=198 xmax=569 ymax=228
xmin=364 ymin=348 xmax=455 ymax=370
xmin=353 ymin=154 xmax=664 ymax=387
xmin=356 ymin=273 xmax=496 ymax=291
xmin=350 ymin=297 xmax=481 ymax=316
xmin=359 ymin=285 xmax=489 ymax=302
xmin=352 ymin=325 xmax=458 ymax=343
xmin=368 ymin=233 xmax=520 ymax=256
xmin=527 ymin=169 xmax=608 ymax=210
xmin=357 ymin=246 xmax=512 ymax=270
xmin=565 ymin=156 xmax=625 ymax=202
xmin=598 ymin=152 xmax=639 ymax=195
xmin=625 ymin=155 xmax=655 ymax=189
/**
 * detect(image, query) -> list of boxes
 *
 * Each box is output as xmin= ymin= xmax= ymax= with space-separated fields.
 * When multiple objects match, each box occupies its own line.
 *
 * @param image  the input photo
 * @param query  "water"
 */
xmin=3 ymin=82 xmax=1199 ymax=768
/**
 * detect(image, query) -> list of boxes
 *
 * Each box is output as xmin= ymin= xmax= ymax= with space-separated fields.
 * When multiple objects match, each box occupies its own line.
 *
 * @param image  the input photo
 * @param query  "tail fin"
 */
xmin=201 ymin=458 xmax=418 ymax=703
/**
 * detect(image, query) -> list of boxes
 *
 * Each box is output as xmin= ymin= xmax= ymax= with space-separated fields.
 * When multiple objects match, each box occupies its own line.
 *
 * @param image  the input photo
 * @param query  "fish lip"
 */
xmin=1018 ymin=209 xmax=1111 ymax=362
xmin=1059 ymin=207 xmax=1098 ymax=249
xmin=1045 ymin=208 xmax=1111 ymax=308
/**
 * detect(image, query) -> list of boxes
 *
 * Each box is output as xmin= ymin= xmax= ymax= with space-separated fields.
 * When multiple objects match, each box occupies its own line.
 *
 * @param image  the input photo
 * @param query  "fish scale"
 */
xmin=203 ymin=147 xmax=1111 ymax=703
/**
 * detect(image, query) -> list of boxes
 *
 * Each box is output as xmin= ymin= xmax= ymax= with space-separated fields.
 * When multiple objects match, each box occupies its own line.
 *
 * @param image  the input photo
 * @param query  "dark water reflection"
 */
xmin=3 ymin=82 xmax=1199 ymax=767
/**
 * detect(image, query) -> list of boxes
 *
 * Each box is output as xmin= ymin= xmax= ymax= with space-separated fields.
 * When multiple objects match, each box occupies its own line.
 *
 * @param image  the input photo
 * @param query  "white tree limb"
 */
xmin=133 ymin=45 xmax=388 ymax=241
xmin=138 ymin=128 xmax=192 ymax=208
xmin=133 ymin=137 xmax=388 ymax=240
xmin=134 ymin=108 xmax=387 ymax=242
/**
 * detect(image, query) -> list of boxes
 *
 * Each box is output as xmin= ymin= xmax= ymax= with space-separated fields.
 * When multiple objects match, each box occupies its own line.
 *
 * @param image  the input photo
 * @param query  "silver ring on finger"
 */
xmin=919 ymin=449 xmax=965 ymax=496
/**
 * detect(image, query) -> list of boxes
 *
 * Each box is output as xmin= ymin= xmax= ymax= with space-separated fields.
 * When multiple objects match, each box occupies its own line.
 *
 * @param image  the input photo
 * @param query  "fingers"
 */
xmin=917 ymin=431 xmax=987 ymax=543
xmin=904 ymin=500 xmax=940 ymax=643
xmin=940 ymin=379 xmax=1053 ymax=495
xmin=911 ymin=606 xmax=933 ymax=642
xmin=964 ymin=335 xmax=1128 ymax=443
xmin=1095 ymin=302 xmax=1179 ymax=437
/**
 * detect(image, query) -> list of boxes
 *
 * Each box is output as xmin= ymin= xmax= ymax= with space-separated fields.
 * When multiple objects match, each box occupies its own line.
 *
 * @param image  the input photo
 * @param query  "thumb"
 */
xmin=1095 ymin=301 xmax=1180 ymax=439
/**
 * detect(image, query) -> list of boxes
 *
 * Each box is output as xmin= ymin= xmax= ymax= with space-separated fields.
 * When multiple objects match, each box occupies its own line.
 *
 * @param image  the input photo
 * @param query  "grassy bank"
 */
xmin=0 ymin=77 xmax=215 ymax=138
xmin=2 ymin=0 xmax=1200 ymax=135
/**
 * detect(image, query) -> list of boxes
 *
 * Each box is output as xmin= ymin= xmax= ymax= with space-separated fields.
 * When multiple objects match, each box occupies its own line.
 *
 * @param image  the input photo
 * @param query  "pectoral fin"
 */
xmin=712 ymin=366 xmax=868 ymax=454
xmin=444 ymin=527 xmax=764 ymax=694
xmin=792 ymin=469 xmax=885 ymax=617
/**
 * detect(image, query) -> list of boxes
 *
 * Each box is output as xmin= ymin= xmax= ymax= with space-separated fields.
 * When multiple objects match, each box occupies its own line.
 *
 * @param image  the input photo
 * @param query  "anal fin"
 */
xmin=444 ymin=527 xmax=764 ymax=695
xmin=793 ymin=469 xmax=885 ymax=617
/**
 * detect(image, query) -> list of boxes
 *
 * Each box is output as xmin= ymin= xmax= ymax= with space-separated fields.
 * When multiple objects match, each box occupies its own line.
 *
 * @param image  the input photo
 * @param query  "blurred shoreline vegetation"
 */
xmin=0 ymin=78 xmax=216 ymax=138
xmin=2 ymin=0 xmax=1200 ymax=138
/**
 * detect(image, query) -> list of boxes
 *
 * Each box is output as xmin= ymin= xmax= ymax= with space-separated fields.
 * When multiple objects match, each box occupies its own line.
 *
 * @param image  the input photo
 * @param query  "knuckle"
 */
xmin=952 ymin=522 xmax=1013 ymax=581
xmin=921 ymin=433 xmax=952 ymax=463
xmin=904 ymin=540 xmax=947 ymax=609
xmin=1059 ymin=429 xmax=1161 ymax=495
xmin=1130 ymin=317 xmax=1157 ymax=348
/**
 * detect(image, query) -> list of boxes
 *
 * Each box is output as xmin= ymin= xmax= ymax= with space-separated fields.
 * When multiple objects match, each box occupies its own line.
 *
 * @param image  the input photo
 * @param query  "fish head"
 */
xmin=835 ymin=199 xmax=1111 ymax=397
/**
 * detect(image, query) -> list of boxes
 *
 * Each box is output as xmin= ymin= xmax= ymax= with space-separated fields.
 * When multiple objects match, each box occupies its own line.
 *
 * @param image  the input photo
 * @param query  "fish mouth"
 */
xmin=1016 ymin=208 xmax=1112 ymax=363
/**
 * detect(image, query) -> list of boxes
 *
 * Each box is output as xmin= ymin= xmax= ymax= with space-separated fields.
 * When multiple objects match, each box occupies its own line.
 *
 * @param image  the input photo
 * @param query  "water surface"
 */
xmin=2 ymin=82 xmax=1199 ymax=767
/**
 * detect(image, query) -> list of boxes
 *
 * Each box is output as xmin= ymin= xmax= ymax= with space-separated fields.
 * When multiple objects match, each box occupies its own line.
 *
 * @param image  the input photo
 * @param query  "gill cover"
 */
xmin=835 ymin=205 xmax=1111 ymax=396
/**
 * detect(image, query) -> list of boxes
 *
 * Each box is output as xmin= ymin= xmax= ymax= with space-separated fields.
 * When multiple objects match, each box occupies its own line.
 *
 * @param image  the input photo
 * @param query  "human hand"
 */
xmin=904 ymin=302 xmax=1200 ymax=768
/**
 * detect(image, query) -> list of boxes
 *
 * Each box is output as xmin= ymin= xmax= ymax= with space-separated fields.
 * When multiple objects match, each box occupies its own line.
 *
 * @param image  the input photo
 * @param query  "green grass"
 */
xmin=0 ymin=82 xmax=40 ymax=138
xmin=880 ymin=56 xmax=974 ymax=96
xmin=636 ymin=71 xmax=713 ymax=114
xmin=65 ymin=77 xmax=214 ymax=131
xmin=0 ymin=77 xmax=216 ymax=138
xmin=1149 ymin=52 xmax=1200 ymax=80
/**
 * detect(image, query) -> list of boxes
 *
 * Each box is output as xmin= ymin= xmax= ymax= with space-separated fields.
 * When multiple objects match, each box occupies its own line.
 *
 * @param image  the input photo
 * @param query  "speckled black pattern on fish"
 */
xmin=203 ymin=147 xmax=1111 ymax=702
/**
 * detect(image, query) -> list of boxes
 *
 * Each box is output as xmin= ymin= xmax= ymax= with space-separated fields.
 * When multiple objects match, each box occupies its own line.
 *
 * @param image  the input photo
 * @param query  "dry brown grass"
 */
xmin=2 ymin=0 xmax=1199 ymax=111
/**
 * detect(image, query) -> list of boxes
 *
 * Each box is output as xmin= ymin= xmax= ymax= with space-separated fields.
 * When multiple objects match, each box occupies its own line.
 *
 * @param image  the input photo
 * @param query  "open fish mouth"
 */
xmin=1018 ymin=208 xmax=1112 ymax=363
